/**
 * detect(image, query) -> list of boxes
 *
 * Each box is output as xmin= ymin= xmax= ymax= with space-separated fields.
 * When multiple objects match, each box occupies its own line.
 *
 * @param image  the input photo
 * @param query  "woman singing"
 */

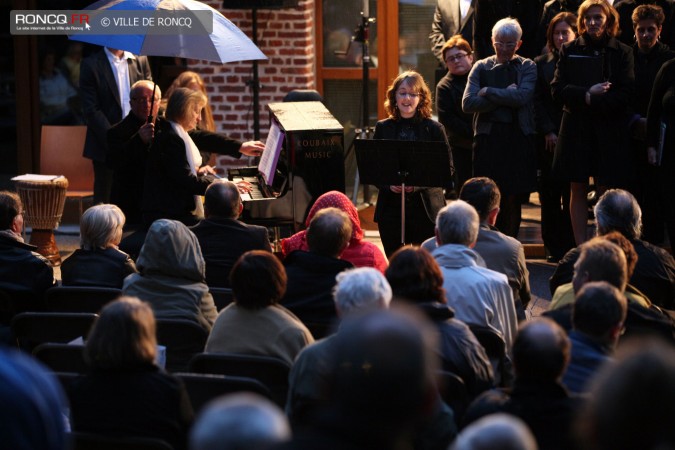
xmin=551 ymin=0 xmax=635 ymax=245
xmin=373 ymin=70 xmax=453 ymax=257
xmin=462 ymin=17 xmax=538 ymax=239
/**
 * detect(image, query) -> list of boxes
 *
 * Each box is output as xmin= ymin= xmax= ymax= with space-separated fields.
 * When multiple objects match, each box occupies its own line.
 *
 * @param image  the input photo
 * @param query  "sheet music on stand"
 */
xmin=259 ymin=121 xmax=285 ymax=185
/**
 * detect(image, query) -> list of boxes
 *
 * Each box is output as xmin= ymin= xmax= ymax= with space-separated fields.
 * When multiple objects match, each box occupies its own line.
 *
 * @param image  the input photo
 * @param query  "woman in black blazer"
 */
xmin=551 ymin=0 xmax=636 ymax=245
xmin=373 ymin=70 xmax=454 ymax=257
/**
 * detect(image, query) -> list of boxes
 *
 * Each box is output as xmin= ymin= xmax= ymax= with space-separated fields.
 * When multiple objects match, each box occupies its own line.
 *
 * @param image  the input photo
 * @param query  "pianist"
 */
xmin=141 ymin=88 xmax=265 ymax=227
xmin=191 ymin=181 xmax=272 ymax=288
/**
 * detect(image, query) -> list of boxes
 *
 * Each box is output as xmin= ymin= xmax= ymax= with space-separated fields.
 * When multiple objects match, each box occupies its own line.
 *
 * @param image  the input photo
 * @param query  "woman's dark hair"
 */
xmin=632 ymin=4 xmax=665 ymax=27
xmin=547 ymin=12 xmax=578 ymax=52
xmin=577 ymin=0 xmax=621 ymax=39
xmin=85 ymin=296 xmax=156 ymax=370
xmin=230 ymin=250 xmax=287 ymax=310
xmin=385 ymin=246 xmax=446 ymax=304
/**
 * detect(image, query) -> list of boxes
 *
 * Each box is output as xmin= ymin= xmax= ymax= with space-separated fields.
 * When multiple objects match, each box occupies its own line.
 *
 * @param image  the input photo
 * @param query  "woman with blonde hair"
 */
xmin=164 ymin=70 xmax=215 ymax=132
xmin=69 ymin=296 xmax=193 ymax=449
xmin=60 ymin=203 xmax=137 ymax=288
xmin=373 ymin=70 xmax=454 ymax=257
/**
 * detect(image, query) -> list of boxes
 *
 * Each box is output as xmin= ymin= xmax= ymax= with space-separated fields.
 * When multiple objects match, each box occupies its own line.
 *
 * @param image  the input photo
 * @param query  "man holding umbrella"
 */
xmin=79 ymin=46 xmax=152 ymax=204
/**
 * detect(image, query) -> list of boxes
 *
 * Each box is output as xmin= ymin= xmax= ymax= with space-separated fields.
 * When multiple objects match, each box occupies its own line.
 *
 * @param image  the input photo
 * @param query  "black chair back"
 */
xmin=33 ymin=343 xmax=87 ymax=373
xmin=44 ymin=286 xmax=121 ymax=313
xmin=208 ymin=287 xmax=234 ymax=311
xmin=0 ymin=289 xmax=44 ymax=325
xmin=155 ymin=319 xmax=208 ymax=373
xmin=189 ymin=352 xmax=291 ymax=407
xmin=69 ymin=432 xmax=173 ymax=450
xmin=469 ymin=325 xmax=512 ymax=387
xmin=10 ymin=312 xmax=98 ymax=352
xmin=437 ymin=370 xmax=470 ymax=425
xmin=174 ymin=372 xmax=273 ymax=413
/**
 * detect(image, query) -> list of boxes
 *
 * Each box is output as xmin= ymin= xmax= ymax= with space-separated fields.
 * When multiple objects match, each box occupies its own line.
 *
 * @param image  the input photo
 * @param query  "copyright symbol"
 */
xmin=101 ymin=17 xmax=110 ymax=27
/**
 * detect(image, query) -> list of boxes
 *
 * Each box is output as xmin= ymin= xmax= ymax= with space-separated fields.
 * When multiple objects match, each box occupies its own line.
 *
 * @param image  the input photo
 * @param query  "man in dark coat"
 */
xmin=80 ymin=47 xmax=152 ymax=204
xmin=430 ymin=0 xmax=476 ymax=64
xmin=0 ymin=191 xmax=55 ymax=315
xmin=463 ymin=318 xmax=583 ymax=450
xmin=282 ymin=208 xmax=354 ymax=327
xmin=191 ymin=181 xmax=271 ymax=288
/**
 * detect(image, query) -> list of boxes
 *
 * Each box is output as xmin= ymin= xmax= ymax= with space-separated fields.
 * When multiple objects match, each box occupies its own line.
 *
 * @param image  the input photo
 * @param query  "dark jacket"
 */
xmin=534 ymin=51 xmax=563 ymax=135
xmin=282 ymin=250 xmax=353 ymax=326
xmin=429 ymin=0 xmax=475 ymax=63
xmin=79 ymin=50 xmax=152 ymax=162
xmin=190 ymin=217 xmax=271 ymax=288
xmin=141 ymin=120 xmax=242 ymax=226
xmin=463 ymin=379 xmax=582 ymax=450
xmin=551 ymin=35 xmax=636 ymax=186
xmin=0 ymin=232 xmax=55 ymax=305
xmin=473 ymin=0 xmax=542 ymax=59
xmin=549 ymin=239 xmax=675 ymax=309
xmin=372 ymin=117 xmax=453 ymax=224
xmin=562 ymin=330 xmax=612 ymax=395
xmin=436 ymin=72 xmax=474 ymax=150
xmin=416 ymin=301 xmax=495 ymax=397
xmin=61 ymin=248 xmax=137 ymax=289
xmin=615 ymin=0 xmax=675 ymax=50
xmin=69 ymin=365 xmax=193 ymax=450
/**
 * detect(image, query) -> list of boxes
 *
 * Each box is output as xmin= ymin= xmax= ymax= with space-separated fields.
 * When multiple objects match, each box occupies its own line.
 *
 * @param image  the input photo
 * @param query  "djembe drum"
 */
xmin=14 ymin=176 xmax=68 ymax=266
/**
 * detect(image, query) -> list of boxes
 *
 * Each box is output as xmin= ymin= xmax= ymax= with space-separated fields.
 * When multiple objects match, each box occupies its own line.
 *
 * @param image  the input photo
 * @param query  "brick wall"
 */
xmin=190 ymin=0 xmax=316 ymax=169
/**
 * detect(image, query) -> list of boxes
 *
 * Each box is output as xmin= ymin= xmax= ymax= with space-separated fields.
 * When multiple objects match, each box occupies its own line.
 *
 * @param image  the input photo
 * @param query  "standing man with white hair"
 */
xmin=463 ymin=18 xmax=538 ymax=238
xmin=432 ymin=201 xmax=517 ymax=349
xmin=286 ymin=267 xmax=392 ymax=425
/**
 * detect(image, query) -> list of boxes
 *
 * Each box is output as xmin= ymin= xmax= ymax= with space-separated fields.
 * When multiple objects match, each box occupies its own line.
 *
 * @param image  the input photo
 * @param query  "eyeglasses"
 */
xmin=396 ymin=92 xmax=420 ymax=99
xmin=445 ymin=52 xmax=469 ymax=63
xmin=493 ymin=41 xmax=518 ymax=49
xmin=131 ymin=96 xmax=158 ymax=103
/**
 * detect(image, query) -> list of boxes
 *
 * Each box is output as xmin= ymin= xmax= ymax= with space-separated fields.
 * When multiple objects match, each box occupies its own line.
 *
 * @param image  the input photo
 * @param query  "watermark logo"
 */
xmin=10 ymin=10 xmax=212 ymax=35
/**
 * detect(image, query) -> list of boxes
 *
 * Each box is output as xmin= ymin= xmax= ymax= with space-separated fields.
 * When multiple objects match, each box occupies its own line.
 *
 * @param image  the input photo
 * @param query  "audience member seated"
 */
xmin=191 ymin=181 xmax=272 ymax=288
xmin=204 ymin=251 xmax=313 ymax=365
xmin=281 ymin=208 xmax=354 ymax=327
xmin=450 ymin=413 xmax=537 ymax=450
xmin=550 ymin=189 xmax=675 ymax=310
xmin=61 ymin=204 xmax=137 ymax=288
xmin=0 ymin=346 xmax=68 ymax=450
xmin=123 ymin=219 xmax=217 ymax=331
xmin=281 ymin=191 xmax=388 ymax=273
xmin=576 ymin=337 xmax=675 ymax=450
xmin=431 ymin=200 xmax=518 ymax=349
xmin=547 ymin=238 xmax=675 ymax=344
xmin=286 ymin=267 xmax=392 ymax=426
xmin=424 ymin=177 xmax=531 ymax=319
xmin=562 ymin=282 xmax=627 ymax=395
xmin=281 ymin=310 xmax=453 ymax=450
xmin=0 ymin=190 xmax=55 ymax=305
xmin=69 ymin=297 xmax=193 ymax=449
xmin=189 ymin=393 xmax=291 ymax=450
xmin=549 ymin=233 xmax=652 ymax=310
xmin=463 ymin=318 xmax=583 ymax=450
xmin=385 ymin=245 xmax=495 ymax=398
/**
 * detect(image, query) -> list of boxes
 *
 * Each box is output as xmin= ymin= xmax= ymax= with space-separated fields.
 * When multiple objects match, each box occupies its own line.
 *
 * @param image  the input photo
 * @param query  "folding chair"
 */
xmin=155 ymin=319 xmax=208 ymax=373
xmin=188 ymin=352 xmax=291 ymax=407
xmin=469 ymin=325 xmax=513 ymax=387
xmin=208 ymin=287 xmax=234 ymax=312
xmin=437 ymin=370 xmax=470 ymax=426
xmin=44 ymin=286 xmax=121 ymax=313
xmin=10 ymin=312 xmax=97 ymax=353
xmin=33 ymin=343 xmax=87 ymax=373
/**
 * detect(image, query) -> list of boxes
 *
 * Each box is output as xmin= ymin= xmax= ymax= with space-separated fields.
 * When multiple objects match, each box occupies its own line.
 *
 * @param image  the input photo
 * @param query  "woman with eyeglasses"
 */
xmin=373 ymin=70 xmax=454 ymax=257
xmin=463 ymin=17 xmax=538 ymax=239
xmin=534 ymin=12 xmax=578 ymax=262
xmin=551 ymin=0 xmax=635 ymax=246
xmin=436 ymin=35 xmax=475 ymax=193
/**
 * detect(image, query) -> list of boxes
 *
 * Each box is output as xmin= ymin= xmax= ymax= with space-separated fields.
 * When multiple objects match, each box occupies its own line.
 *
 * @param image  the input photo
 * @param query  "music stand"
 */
xmin=354 ymin=139 xmax=453 ymax=245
